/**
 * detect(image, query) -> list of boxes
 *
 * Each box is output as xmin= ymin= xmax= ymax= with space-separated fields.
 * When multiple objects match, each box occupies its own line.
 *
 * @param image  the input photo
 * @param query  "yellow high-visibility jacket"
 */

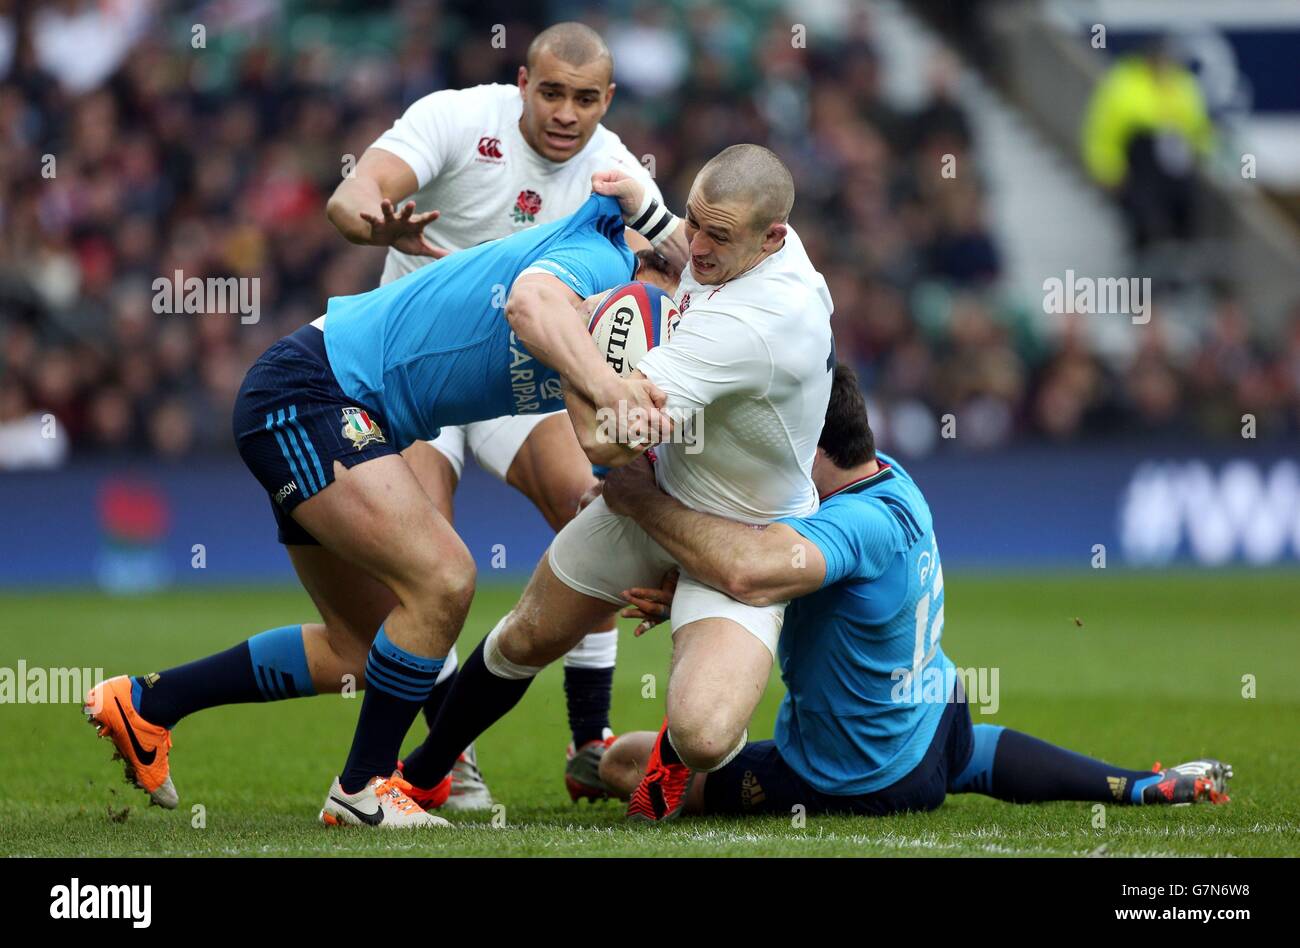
xmin=1082 ymin=56 xmax=1214 ymax=187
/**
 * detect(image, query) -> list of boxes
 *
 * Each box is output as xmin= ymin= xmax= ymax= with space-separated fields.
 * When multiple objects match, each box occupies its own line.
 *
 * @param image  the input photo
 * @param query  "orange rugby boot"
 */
xmin=83 ymin=675 xmax=178 ymax=809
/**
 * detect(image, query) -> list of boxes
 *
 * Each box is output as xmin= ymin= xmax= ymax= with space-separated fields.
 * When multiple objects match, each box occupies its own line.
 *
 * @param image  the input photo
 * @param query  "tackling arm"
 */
xmin=505 ymin=273 xmax=621 ymax=406
xmin=507 ymin=274 xmax=670 ymax=463
xmin=603 ymin=457 xmax=827 ymax=607
xmin=562 ymin=382 xmax=648 ymax=468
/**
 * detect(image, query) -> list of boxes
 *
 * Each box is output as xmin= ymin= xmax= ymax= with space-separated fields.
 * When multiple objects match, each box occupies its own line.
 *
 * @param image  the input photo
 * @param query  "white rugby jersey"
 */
xmin=370 ymin=83 xmax=661 ymax=284
xmin=636 ymin=227 xmax=835 ymax=524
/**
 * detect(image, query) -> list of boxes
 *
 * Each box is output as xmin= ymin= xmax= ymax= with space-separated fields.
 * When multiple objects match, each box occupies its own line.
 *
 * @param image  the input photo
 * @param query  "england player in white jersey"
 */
xmin=324 ymin=23 xmax=667 ymax=808
xmin=394 ymin=145 xmax=838 ymax=817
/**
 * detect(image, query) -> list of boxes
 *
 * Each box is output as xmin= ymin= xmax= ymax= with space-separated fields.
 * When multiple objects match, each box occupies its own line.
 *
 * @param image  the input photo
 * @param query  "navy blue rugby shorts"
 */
xmin=702 ymin=684 xmax=975 ymax=817
xmin=232 ymin=324 xmax=397 ymax=545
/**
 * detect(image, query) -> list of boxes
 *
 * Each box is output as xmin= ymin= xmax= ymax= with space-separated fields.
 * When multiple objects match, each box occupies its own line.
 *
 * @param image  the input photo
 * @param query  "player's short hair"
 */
xmin=696 ymin=144 xmax=795 ymax=232
xmin=819 ymin=363 xmax=875 ymax=468
xmin=526 ymin=22 xmax=614 ymax=84
xmin=634 ymin=248 xmax=682 ymax=288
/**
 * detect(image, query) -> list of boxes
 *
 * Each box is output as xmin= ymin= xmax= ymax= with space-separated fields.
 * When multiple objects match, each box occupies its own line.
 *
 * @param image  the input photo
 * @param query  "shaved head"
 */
xmin=526 ymin=22 xmax=613 ymax=84
xmin=697 ymin=144 xmax=795 ymax=232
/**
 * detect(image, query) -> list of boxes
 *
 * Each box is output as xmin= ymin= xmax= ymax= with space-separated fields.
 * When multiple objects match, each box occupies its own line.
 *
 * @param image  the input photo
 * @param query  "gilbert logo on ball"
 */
xmin=588 ymin=282 xmax=701 ymax=453
xmin=587 ymin=281 xmax=680 ymax=377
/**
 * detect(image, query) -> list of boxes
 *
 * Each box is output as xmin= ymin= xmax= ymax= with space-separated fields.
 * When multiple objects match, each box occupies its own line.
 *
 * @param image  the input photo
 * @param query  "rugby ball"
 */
xmin=587 ymin=282 xmax=681 ymax=377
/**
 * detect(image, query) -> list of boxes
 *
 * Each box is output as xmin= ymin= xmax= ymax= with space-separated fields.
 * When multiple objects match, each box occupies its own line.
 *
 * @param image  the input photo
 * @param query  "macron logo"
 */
xmin=50 ymin=878 xmax=152 ymax=928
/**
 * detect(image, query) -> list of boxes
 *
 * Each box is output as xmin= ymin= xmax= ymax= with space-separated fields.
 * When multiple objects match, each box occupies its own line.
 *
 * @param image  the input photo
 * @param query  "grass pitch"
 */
xmin=1 ymin=572 xmax=1297 ymax=857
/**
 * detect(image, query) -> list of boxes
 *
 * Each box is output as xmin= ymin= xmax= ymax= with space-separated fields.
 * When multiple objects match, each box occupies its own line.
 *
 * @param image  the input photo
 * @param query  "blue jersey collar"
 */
xmin=820 ymin=462 xmax=894 ymax=501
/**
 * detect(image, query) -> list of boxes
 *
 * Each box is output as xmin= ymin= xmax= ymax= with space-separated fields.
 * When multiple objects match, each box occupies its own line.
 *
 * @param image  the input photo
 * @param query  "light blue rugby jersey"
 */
xmin=773 ymin=453 xmax=956 ymax=796
xmin=322 ymin=193 xmax=635 ymax=449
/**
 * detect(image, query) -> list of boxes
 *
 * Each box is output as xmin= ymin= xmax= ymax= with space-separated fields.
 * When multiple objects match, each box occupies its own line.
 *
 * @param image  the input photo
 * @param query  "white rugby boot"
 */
xmin=319 ymin=775 xmax=451 ymax=828
xmin=441 ymin=743 xmax=494 ymax=811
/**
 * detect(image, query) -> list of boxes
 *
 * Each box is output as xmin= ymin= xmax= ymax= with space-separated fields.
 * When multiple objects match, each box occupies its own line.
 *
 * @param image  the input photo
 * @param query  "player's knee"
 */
xmin=405 ymin=543 xmax=476 ymax=618
xmin=435 ymin=548 xmax=478 ymax=613
xmin=498 ymin=608 xmax=565 ymax=668
xmin=667 ymin=718 xmax=742 ymax=772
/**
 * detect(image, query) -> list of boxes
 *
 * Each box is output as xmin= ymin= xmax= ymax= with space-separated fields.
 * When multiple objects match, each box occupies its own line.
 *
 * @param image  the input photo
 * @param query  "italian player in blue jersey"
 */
xmin=83 ymin=192 xmax=676 ymax=829
xmin=596 ymin=365 xmax=1233 ymax=821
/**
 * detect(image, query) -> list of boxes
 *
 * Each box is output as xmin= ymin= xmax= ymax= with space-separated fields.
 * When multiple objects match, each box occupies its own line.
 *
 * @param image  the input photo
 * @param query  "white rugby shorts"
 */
xmin=427 ymin=411 xmax=561 ymax=481
xmin=548 ymin=494 xmax=786 ymax=655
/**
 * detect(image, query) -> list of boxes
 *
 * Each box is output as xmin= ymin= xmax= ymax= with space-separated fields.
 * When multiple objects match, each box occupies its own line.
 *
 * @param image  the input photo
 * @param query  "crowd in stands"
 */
xmin=1 ymin=0 xmax=1296 ymax=465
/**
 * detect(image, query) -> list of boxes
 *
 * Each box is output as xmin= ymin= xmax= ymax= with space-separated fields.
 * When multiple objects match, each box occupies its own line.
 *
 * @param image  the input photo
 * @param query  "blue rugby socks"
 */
xmin=951 ymin=725 xmax=1164 ymax=804
xmin=339 ymin=625 xmax=443 ymax=794
xmin=563 ymin=629 xmax=617 ymax=748
xmin=564 ymin=666 xmax=614 ymax=748
xmin=401 ymin=624 xmax=536 ymax=790
xmin=132 ymin=624 xmax=315 ymax=730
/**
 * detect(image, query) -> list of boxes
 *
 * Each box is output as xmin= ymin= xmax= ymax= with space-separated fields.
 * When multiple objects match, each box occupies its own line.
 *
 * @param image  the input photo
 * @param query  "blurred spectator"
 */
xmin=607 ymin=9 xmax=690 ymax=99
xmin=0 ymin=377 xmax=68 ymax=469
xmin=0 ymin=0 xmax=1290 ymax=471
xmin=28 ymin=0 xmax=157 ymax=94
xmin=1082 ymin=40 xmax=1215 ymax=250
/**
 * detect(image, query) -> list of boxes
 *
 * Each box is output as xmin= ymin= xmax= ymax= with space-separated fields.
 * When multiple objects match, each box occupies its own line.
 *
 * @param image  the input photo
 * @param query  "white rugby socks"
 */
xmin=563 ymin=628 xmax=618 ymax=668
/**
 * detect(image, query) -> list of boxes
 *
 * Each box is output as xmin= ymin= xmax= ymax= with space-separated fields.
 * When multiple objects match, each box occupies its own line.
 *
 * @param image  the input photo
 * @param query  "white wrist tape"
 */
xmin=628 ymin=191 xmax=679 ymax=248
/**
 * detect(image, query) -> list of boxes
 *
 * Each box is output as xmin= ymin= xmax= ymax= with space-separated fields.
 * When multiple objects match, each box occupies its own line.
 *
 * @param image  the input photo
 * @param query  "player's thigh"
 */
xmin=291 ymin=454 xmax=474 ymax=609
xmin=670 ymin=573 xmax=786 ymax=658
xmin=547 ymin=493 xmax=677 ymax=607
xmin=403 ymin=435 xmax=461 ymax=524
xmin=504 ymin=493 xmax=671 ymax=665
xmin=482 ymin=412 xmax=595 ymax=531
xmin=497 ymin=413 xmax=619 ymax=637
xmin=665 ymin=578 xmax=781 ymax=762
xmin=500 ymin=553 xmax=627 ymax=667
xmin=667 ymin=616 xmax=772 ymax=741
xmin=231 ymin=331 xmax=468 ymax=603
xmin=287 ymin=543 xmax=397 ymax=658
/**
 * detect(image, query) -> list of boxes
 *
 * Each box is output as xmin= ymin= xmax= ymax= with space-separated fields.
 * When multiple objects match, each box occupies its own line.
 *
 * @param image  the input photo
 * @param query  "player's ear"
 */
xmin=603 ymin=82 xmax=616 ymax=110
xmin=763 ymin=221 xmax=788 ymax=252
xmin=517 ymin=65 xmax=529 ymax=95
